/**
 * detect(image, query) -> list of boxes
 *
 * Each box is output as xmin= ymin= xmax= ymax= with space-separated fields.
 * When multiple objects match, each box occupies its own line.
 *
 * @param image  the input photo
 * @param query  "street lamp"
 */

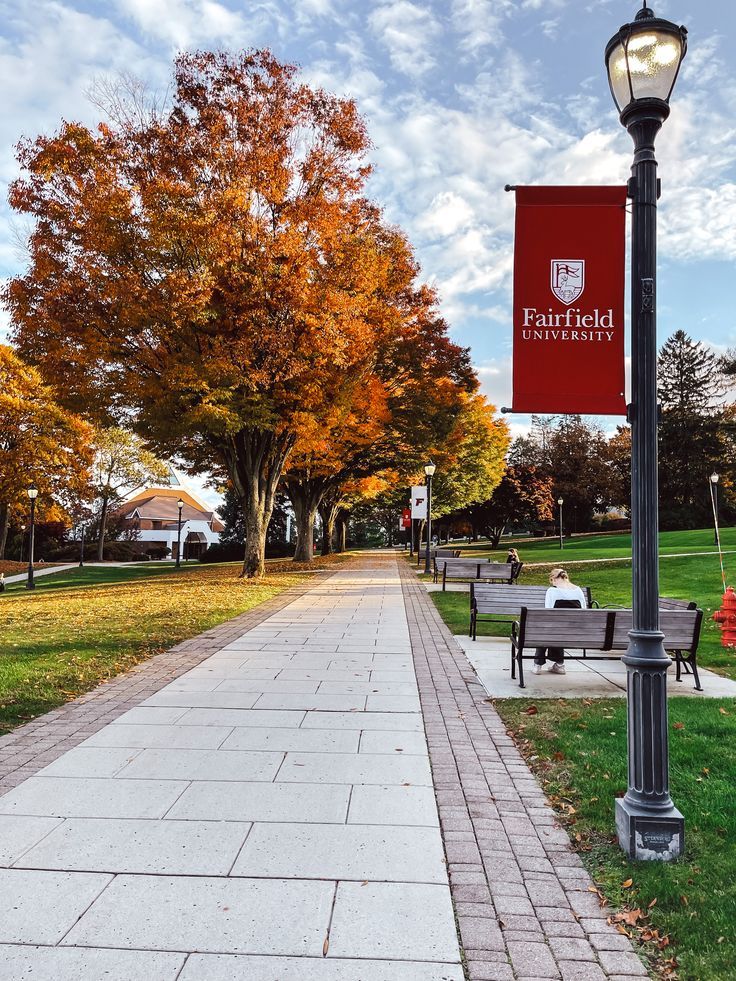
xmin=176 ymin=498 xmax=184 ymax=568
xmin=19 ymin=524 xmax=26 ymax=564
xmin=605 ymin=3 xmax=687 ymax=860
xmin=423 ymin=463 xmax=436 ymax=575
xmin=710 ymin=473 xmax=720 ymax=547
xmin=79 ymin=522 xmax=86 ymax=568
xmin=26 ymin=485 xmax=38 ymax=591
xmin=557 ymin=497 xmax=564 ymax=550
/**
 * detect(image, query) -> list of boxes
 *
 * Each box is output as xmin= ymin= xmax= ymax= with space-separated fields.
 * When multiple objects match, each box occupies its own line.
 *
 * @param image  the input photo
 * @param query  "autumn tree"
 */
xmin=466 ymin=465 xmax=554 ymax=549
xmin=0 ymin=345 xmax=94 ymax=558
xmin=93 ymin=427 xmax=169 ymax=560
xmin=428 ymin=394 xmax=509 ymax=520
xmin=5 ymin=50 xmax=422 ymax=577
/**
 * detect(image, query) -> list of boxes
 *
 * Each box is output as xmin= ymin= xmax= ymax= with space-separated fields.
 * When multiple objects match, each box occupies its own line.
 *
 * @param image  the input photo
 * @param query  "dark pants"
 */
xmin=534 ymin=647 xmax=564 ymax=665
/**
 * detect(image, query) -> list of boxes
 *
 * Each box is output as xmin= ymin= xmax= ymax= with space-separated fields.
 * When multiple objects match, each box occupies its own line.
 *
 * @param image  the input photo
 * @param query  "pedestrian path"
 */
xmin=0 ymin=562 xmax=463 ymax=980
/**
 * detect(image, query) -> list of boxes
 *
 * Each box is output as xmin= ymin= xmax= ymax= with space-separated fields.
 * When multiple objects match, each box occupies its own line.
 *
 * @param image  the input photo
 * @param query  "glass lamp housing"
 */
xmin=605 ymin=7 xmax=687 ymax=113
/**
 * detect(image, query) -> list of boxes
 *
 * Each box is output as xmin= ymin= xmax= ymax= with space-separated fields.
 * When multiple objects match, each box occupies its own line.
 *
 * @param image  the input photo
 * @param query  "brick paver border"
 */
xmin=397 ymin=556 xmax=650 ymax=981
xmin=0 ymin=578 xmax=316 ymax=795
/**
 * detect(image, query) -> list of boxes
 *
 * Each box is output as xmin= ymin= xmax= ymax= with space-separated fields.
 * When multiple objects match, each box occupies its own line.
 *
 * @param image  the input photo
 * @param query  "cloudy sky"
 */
xmin=1 ymin=0 xmax=735 ymax=449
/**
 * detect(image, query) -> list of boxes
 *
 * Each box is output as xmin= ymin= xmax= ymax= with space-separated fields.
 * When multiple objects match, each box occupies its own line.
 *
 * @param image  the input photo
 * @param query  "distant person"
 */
xmin=533 ymin=568 xmax=587 ymax=676
xmin=506 ymin=547 xmax=520 ymax=565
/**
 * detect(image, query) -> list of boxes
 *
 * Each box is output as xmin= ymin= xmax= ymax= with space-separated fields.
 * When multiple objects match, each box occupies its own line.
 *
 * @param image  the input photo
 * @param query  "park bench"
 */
xmin=510 ymin=607 xmax=703 ymax=690
xmin=434 ymin=558 xmax=522 ymax=589
xmin=469 ymin=583 xmax=594 ymax=640
xmin=608 ymin=609 xmax=704 ymax=692
xmin=417 ymin=547 xmax=461 ymax=567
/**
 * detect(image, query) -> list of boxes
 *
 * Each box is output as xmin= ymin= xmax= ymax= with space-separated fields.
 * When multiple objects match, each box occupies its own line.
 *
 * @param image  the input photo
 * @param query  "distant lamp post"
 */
xmin=557 ymin=498 xmax=564 ymax=550
xmin=19 ymin=524 xmax=26 ymax=564
xmin=423 ymin=463 xmax=436 ymax=575
xmin=176 ymin=499 xmax=184 ymax=568
xmin=605 ymin=2 xmax=687 ymax=861
xmin=711 ymin=473 xmax=720 ymax=547
xmin=26 ymin=484 xmax=38 ymax=591
xmin=79 ymin=523 xmax=86 ymax=568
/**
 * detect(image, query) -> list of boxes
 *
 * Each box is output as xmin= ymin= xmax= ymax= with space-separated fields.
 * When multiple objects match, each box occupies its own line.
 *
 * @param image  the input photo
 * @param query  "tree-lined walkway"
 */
xmin=0 ymin=555 xmax=647 ymax=979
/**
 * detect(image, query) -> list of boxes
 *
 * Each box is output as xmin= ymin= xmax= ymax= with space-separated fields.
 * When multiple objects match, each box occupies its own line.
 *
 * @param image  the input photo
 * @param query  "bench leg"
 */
xmin=510 ymin=645 xmax=516 ymax=680
xmin=686 ymin=654 xmax=703 ymax=692
xmin=674 ymin=651 xmax=683 ymax=683
xmin=469 ymin=611 xmax=474 ymax=639
xmin=517 ymin=650 xmax=525 ymax=688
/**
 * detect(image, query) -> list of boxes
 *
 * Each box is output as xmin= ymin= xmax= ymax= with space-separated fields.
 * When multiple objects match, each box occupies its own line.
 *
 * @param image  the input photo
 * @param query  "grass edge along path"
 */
xmin=0 ymin=556 xmax=350 ymax=734
xmin=494 ymin=697 xmax=736 ymax=981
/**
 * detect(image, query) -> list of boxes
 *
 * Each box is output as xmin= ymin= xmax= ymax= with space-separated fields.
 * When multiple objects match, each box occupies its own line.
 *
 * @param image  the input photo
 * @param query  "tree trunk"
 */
xmin=335 ymin=510 xmax=349 ymax=553
xmin=0 ymin=504 xmax=9 ymax=560
xmin=222 ymin=428 xmax=295 ymax=579
xmin=290 ymin=490 xmax=318 ymax=563
xmin=97 ymin=493 xmax=109 ymax=561
xmin=318 ymin=499 xmax=339 ymax=556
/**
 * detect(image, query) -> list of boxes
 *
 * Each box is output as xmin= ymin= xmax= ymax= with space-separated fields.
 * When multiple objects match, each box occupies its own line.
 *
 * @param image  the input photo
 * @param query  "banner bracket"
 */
xmin=504 ymin=185 xmax=517 ymax=192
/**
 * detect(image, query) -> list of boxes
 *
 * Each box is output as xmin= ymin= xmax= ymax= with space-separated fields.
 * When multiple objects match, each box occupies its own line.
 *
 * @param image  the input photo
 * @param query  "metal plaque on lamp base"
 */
xmin=616 ymin=799 xmax=684 ymax=861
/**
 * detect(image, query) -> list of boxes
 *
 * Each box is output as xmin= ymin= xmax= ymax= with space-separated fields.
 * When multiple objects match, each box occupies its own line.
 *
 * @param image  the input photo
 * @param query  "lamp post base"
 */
xmin=615 ymin=798 xmax=684 ymax=861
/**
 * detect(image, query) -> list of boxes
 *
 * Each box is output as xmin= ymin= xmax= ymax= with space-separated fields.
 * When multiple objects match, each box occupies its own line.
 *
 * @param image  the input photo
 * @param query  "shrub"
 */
xmin=200 ymin=542 xmax=245 ymax=564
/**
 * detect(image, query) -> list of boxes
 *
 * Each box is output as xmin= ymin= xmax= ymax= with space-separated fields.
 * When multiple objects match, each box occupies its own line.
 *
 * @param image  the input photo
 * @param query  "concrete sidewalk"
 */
xmin=0 ymin=554 xmax=650 ymax=980
xmin=0 ymin=560 xmax=462 ymax=980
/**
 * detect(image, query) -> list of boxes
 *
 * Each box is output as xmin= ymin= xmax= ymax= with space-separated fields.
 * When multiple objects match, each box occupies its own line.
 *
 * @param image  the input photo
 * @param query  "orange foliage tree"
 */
xmin=4 ymin=50 xmax=423 ymax=577
xmin=284 ymin=303 xmax=479 ymax=558
xmin=0 ymin=345 xmax=94 ymax=558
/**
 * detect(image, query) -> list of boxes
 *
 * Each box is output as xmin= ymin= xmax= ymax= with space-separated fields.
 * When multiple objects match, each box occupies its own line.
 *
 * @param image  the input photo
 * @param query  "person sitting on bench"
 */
xmin=533 ymin=568 xmax=587 ymax=676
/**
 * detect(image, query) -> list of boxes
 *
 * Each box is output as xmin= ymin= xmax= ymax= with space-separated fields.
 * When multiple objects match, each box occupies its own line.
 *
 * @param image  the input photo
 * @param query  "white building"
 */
xmin=118 ymin=477 xmax=223 ymax=560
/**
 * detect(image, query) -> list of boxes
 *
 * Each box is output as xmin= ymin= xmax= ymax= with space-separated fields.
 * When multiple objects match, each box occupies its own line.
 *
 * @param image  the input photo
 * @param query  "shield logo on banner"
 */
xmin=551 ymin=259 xmax=585 ymax=305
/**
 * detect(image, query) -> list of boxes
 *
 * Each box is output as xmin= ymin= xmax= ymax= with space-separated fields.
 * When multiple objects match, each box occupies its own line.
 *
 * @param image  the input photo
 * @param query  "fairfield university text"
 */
xmin=521 ymin=306 xmax=616 ymax=342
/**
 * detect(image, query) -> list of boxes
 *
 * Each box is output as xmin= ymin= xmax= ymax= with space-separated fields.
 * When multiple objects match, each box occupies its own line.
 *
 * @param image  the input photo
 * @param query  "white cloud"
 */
xmin=368 ymin=1 xmax=441 ymax=77
xmin=114 ymin=0 xmax=259 ymax=49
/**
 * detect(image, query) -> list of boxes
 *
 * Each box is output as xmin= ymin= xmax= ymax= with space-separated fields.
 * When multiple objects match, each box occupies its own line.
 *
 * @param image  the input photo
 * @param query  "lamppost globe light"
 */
xmin=557 ymin=497 xmax=563 ymax=505
xmin=27 ymin=484 xmax=38 ymax=500
xmin=424 ymin=463 xmax=436 ymax=477
xmin=177 ymin=498 xmax=184 ymax=510
xmin=711 ymin=472 xmax=719 ymax=484
xmin=605 ymin=5 xmax=687 ymax=115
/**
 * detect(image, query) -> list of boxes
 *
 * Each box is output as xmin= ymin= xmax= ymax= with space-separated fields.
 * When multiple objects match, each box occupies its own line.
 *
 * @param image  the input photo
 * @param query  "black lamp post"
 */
xmin=26 ymin=484 xmax=38 ymax=591
xmin=19 ymin=524 xmax=26 ymax=564
xmin=176 ymin=498 xmax=184 ymax=568
xmin=605 ymin=2 xmax=687 ymax=860
xmin=557 ymin=497 xmax=564 ymax=550
xmin=710 ymin=473 xmax=720 ymax=547
xmin=79 ymin=523 xmax=86 ymax=568
xmin=423 ymin=463 xmax=436 ymax=575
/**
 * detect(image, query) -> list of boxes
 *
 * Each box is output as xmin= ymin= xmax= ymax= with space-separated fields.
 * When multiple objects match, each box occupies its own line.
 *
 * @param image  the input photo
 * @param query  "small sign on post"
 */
xmin=411 ymin=486 xmax=427 ymax=521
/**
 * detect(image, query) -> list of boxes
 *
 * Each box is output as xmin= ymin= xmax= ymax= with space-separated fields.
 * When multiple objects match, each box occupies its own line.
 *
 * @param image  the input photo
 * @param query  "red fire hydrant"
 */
xmin=713 ymin=587 xmax=736 ymax=647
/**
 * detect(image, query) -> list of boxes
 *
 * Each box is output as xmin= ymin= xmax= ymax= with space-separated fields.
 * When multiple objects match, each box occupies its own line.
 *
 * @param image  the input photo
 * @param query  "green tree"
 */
xmin=657 ymin=330 xmax=733 ymax=529
xmin=93 ymin=428 xmax=169 ymax=560
xmin=471 ymin=465 xmax=554 ymax=548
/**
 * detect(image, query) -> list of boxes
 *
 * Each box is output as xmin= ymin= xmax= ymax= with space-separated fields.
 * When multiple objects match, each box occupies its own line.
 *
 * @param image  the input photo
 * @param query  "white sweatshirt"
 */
xmin=545 ymin=585 xmax=587 ymax=609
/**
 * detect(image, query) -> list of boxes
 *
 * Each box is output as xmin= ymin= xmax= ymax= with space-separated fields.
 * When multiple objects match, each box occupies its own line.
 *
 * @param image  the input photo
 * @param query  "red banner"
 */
xmin=511 ymin=186 xmax=627 ymax=415
xmin=401 ymin=507 xmax=411 ymax=529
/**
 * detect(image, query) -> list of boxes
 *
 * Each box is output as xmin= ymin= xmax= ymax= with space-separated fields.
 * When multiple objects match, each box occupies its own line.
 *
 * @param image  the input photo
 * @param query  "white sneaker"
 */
xmin=549 ymin=663 xmax=566 ymax=675
xmin=532 ymin=664 xmax=543 ymax=675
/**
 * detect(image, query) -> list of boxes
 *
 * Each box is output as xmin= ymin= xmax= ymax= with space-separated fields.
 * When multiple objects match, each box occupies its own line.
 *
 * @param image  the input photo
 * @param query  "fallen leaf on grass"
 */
xmin=673 ymin=721 xmax=685 ymax=730
xmin=719 ymin=707 xmax=729 ymax=715
xmin=648 ymin=897 xmax=658 ymax=908
xmin=524 ymin=705 xmax=539 ymax=715
xmin=622 ymin=878 xmax=634 ymax=889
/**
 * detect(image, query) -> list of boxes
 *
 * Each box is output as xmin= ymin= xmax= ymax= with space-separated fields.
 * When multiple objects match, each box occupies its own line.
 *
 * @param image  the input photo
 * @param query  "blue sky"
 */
xmin=1 ymin=0 xmax=735 ymax=450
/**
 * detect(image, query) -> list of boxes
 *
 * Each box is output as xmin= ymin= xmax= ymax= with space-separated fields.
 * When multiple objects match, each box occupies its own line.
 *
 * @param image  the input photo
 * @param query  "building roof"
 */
xmin=123 ymin=496 xmax=214 ymax=522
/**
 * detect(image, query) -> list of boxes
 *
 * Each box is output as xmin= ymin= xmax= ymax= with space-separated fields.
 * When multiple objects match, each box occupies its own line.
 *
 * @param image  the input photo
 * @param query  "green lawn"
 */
xmin=453 ymin=527 xmax=734 ymax=564
xmin=1 ymin=562 xmax=208 ymax=594
xmin=0 ymin=557 xmax=347 ymax=733
xmin=495 ymin=697 xmax=736 ymax=981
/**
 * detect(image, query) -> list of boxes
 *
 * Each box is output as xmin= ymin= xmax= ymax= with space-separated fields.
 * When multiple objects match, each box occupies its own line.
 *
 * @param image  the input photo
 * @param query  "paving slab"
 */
xmin=63 ymin=874 xmax=335 ymax=955
xmin=328 ymin=881 xmax=460 ymax=962
xmin=114 ymin=746 xmax=283 ymax=781
xmin=0 ymin=868 xmax=113 ymax=944
xmin=0 ymin=946 xmax=185 ymax=981
xmin=347 ymin=784 xmax=440 ymax=826
xmin=166 ymin=780 xmax=351 ymax=823
xmin=231 ymin=822 xmax=446 ymax=882
xmin=220 ymin=725 xmax=360 ymax=754
xmin=14 ymin=817 xmax=251 ymax=875
xmin=0 ymin=814 xmax=63 ymax=866
xmin=179 ymin=954 xmax=464 ymax=980
xmin=276 ymin=751 xmax=432 ymax=785
xmin=0 ymin=775 xmax=189 ymax=819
